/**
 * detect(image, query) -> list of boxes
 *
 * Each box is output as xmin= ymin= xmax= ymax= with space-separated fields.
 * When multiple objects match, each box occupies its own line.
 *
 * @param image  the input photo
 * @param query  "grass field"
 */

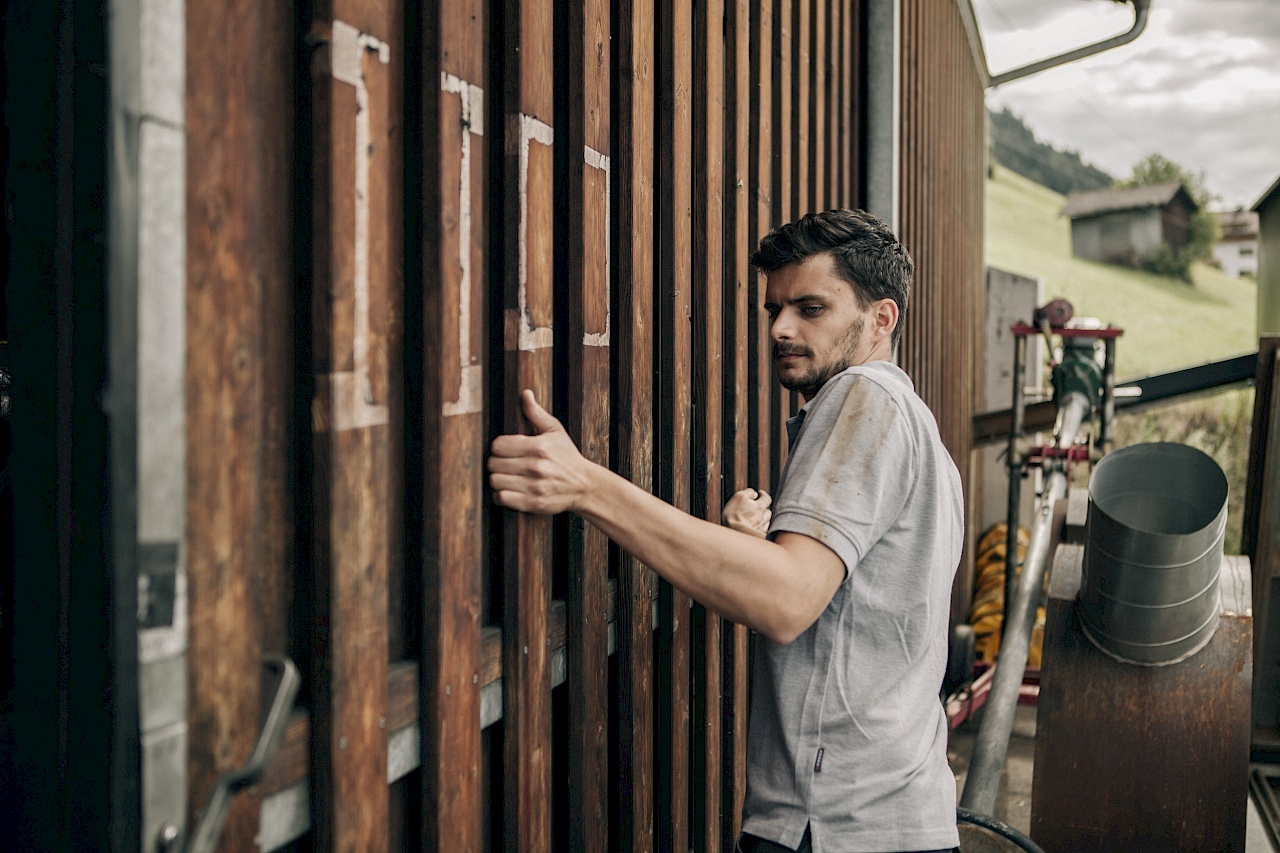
xmin=984 ymin=164 xmax=1259 ymax=553
xmin=985 ymin=164 xmax=1257 ymax=381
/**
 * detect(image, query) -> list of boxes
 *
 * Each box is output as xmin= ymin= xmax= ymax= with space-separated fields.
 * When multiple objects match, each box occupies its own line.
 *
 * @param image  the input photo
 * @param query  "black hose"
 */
xmin=957 ymin=807 xmax=1047 ymax=853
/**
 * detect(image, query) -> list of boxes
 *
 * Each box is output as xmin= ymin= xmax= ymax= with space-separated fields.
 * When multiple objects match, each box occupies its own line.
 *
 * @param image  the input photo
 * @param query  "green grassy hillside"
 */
xmin=985 ymin=164 xmax=1257 ymax=552
xmin=985 ymin=164 xmax=1257 ymax=381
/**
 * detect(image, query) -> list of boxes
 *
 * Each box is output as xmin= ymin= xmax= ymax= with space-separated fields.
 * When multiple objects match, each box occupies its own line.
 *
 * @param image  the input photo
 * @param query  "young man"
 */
xmin=489 ymin=209 xmax=962 ymax=853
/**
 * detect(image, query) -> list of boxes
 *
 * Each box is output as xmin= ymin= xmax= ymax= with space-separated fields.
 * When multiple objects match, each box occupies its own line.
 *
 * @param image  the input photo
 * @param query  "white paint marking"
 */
xmin=517 ymin=114 xmax=555 ymax=352
xmin=320 ymin=20 xmax=391 ymax=431
xmin=583 ymin=146 xmax=611 ymax=347
xmin=441 ymin=73 xmax=485 ymax=416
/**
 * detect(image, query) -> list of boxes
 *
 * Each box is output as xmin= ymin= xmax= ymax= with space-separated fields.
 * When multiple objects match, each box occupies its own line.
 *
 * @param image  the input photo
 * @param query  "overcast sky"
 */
xmin=972 ymin=0 xmax=1280 ymax=209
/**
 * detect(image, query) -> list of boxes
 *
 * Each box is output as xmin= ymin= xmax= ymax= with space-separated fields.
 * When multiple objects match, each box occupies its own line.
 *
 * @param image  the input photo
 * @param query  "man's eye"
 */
xmin=802 ymin=305 xmax=823 ymax=316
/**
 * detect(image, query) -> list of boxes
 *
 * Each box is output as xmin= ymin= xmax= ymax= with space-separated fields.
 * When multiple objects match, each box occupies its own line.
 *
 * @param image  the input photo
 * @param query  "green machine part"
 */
xmin=1052 ymin=335 xmax=1104 ymax=410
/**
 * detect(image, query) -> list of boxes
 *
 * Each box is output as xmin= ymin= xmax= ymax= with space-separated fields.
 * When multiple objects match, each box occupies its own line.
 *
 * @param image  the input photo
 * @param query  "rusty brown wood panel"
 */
xmin=561 ymin=0 xmax=613 ymax=848
xmin=723 ymin=1 xmax=753 ymax=845
xmin=186 ymin=1 xmax=293 ymax=845
xmin=1251 ymin=348 xmax=1280 ymax=737
xmin=692 ymin=0 xmax=726 ymax=846
xmin=749 ymin=0 xmax=774 ymax=495
xmin=839 ymin=0 xmax=849 ymax=204
xmin=613 ymin=0 xmax=658 ymax=845
xmin=823 ymin=0 xmax=838 ymax=210
xmin=841 ymin=0 xmax=855 ymax=208
xmin=1244 ymin=339 xmax=1280 ymax=561
xmin=897 ymin=0 xmax=984 ymax=612
xmin=419 ymin=0 xmax=487 ymax=846
xmin=793 ymin=0 xmax=809 ymax=218
xmin=260 ymin=588 xmax=621 ymax=801
xmin=770 ymin=0 xmax=793 ymax=480
xmin=257 ymin=2 xmax=299 ymax=665
xmin=812 ymin=0 xmax=825 ymax=213
xmin=1032 ymin=548 xmax=1251 ymax=852
xmin=307 ymin=2 xmax=403 ymax=848
xmin=499 ymin=0 xmax=556 ymax=849
xmin=656 ymin=0 xmax=694 ymax=847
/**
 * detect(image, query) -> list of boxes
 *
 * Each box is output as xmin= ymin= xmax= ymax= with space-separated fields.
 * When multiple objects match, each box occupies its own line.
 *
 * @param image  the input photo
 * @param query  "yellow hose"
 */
xmin=970 ymin=523 xmax=1045 ymax=666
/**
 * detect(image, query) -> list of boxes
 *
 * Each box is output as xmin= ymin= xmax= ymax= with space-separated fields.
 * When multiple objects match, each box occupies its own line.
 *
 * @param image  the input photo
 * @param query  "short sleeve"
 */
xmin=767 ymin=373 xmax=917 ymax=577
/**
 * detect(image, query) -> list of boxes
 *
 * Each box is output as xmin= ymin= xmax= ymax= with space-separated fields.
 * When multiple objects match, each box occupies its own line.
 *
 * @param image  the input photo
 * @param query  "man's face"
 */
xmin=763 ymin=253 xmax=880 ymax=401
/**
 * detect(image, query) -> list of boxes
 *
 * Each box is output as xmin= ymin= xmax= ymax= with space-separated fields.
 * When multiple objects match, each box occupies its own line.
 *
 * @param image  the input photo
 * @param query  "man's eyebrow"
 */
xmin=761 ymin=293 xmax=831 ymax=309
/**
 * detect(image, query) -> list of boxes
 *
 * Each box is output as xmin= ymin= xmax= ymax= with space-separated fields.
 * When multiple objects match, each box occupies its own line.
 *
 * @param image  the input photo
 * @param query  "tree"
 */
xmin=1116 ymin=153 xmax=1221 ymax=281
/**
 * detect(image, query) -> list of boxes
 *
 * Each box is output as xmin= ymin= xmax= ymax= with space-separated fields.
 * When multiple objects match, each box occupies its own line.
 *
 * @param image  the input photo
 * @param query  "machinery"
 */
xmin=954 ymin=300 xmax=1254 ymax=852
xmin=959 ymin=300 xmax=1120 ymax=819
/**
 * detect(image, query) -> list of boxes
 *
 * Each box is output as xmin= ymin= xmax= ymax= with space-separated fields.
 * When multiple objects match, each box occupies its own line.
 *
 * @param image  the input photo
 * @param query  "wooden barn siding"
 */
xmin=899 ymin=0 xmax=986 ymax=618
xmin=180 ymin=0 xmax=987 ymax=849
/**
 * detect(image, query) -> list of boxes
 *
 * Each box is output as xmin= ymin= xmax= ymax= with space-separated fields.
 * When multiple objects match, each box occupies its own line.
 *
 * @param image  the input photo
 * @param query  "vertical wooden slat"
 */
xmin=420 ymin=0 xmax=485 ymax=845
xmin=842 ymin=0 xmax=855 ymax=208
xmin=897 ymin=0 xmax=985 ymax=617
xmin=656 ymin=0 xmax=693 ymax=846
xmin=307 ymin=2 xmax=400 ymax=848
xmin=751 ymin=0 xmax=774 ymax=495
xmin=692 ymin=0 xmax=725 ymax=846
xmin=771 ymin=0 xmax=792 ymax=480
xmin=829 ymin=0 xmax=842 ymax=209
xmin=257 ymin=3 xmax=299 ymax=666
xmin=793 ymin=0 xmax=809 ymax=218
xmin=812 ymin=0 xmax=825 ymax=213
xmin=724 ymin=1 xmax=753 ymax=843
xmin=613 ymin=0 xmax=657 ymax=845
xmin=500 ymin=0 xmax=556 ymax=847
xmin=186 ymin=0 xmax=284 ymax=844
xmin=564 ymin=0 xmax=612 ymax=847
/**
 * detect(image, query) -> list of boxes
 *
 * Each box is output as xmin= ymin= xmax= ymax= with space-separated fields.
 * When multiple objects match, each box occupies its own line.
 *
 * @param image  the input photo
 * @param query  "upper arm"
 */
xmin=771 ymin=531 xmax=847 ymax=640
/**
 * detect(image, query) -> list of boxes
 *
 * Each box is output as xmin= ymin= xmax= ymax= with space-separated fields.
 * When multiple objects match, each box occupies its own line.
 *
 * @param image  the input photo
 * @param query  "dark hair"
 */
xmin=750 ymin=209 xmax=913 ymax=350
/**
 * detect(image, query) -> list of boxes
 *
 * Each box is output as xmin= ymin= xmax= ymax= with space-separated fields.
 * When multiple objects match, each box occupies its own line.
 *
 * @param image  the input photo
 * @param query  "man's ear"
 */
xmin=873 ymin=298 xmax=898 ymax=343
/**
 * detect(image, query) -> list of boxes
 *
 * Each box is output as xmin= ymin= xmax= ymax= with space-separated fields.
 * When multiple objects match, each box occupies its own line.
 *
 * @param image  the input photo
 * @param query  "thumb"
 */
xmin=521 ymin=389 xmax=561 ymax=434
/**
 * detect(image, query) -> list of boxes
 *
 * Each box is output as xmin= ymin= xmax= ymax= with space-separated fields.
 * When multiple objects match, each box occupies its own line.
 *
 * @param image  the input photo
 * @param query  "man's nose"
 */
xmin=770 ymin=309 xmax=795 ymax=340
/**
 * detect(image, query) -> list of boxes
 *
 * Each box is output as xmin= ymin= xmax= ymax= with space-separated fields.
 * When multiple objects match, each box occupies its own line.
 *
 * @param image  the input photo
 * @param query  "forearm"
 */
xmin=576 ymin=461 xmax=819 ymax=642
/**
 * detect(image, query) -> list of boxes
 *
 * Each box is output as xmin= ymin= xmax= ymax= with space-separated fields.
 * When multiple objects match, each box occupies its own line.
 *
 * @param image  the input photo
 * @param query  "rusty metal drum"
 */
xmin=1077 ymin=441 xmax=1228 ymax=665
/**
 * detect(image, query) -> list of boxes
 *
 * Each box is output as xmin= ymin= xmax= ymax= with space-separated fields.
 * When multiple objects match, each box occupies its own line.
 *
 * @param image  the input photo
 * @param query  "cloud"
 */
xmin=978 ymin=0 xmax=1280 ymax=208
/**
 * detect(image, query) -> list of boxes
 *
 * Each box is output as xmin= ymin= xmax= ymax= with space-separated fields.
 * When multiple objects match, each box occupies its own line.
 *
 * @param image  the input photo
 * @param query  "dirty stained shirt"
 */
xmin=742 ymin=360 xmax=963 ymax=853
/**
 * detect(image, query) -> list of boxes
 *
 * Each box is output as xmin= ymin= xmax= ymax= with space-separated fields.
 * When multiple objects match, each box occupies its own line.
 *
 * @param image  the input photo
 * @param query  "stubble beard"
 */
xmin=777 ymin=315 xmax=866 ymax=400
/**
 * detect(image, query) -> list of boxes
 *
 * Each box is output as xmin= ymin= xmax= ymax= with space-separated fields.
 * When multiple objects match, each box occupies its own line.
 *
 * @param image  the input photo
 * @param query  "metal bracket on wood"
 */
xmin=157 ymin=655 xmax=301 ymax=853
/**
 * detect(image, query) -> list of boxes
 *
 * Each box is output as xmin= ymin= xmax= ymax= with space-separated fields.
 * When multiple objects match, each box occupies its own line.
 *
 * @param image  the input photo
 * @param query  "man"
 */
xmin=489 ymin=209 xmax=962 ymax=853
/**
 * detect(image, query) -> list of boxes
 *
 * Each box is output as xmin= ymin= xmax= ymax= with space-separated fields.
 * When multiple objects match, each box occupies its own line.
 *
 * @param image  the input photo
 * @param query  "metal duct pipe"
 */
xmin=1078 ymin=442 xmax=1227 ymax=665
xmin=959 ymin=392 xmax=1090 ymax=816
xmin=987 ymin=0 xmax=1152 ymax=89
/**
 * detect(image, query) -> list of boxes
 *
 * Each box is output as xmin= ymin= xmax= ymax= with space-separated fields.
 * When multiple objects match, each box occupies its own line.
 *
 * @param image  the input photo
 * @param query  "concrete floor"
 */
xmin=947 ymin=703 xmax=1275 ymax=852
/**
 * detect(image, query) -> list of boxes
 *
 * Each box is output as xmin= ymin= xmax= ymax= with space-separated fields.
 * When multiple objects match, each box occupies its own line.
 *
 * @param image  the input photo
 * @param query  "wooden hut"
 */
xmin=1062 ymin=182 xmax=1199 ymax=269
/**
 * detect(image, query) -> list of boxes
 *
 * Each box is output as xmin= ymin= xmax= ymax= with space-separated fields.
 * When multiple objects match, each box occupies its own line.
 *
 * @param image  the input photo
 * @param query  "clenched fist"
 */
xmin=723 ymin=488 xmax=772 ymax=538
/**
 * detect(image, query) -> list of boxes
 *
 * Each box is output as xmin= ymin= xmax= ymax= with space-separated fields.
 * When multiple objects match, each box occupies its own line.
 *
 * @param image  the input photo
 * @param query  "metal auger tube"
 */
xmin=959 ymin=391 xmax=1090 ymax=816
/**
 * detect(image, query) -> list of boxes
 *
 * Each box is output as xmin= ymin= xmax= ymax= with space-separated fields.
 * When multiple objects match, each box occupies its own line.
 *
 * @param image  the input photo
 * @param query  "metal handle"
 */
xmin=160 ymin=654 xmax=301 ymax=853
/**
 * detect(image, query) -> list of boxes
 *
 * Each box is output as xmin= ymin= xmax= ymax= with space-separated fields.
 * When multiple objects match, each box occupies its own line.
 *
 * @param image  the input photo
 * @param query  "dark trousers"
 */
xmin=737 ymin=826 xmax=958 ymax=853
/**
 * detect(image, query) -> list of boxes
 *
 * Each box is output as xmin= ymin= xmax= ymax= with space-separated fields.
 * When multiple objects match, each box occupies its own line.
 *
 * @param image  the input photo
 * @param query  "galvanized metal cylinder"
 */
xmin=1078 ymin=442 xmax=1227 ymax=665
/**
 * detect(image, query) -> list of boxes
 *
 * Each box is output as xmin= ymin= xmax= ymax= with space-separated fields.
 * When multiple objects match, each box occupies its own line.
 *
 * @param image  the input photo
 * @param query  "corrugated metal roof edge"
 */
xmin=1061 ymin=182 xmax=1191 ymax=220
xmin=1253 ymin=173 xmax=1280 ymax=214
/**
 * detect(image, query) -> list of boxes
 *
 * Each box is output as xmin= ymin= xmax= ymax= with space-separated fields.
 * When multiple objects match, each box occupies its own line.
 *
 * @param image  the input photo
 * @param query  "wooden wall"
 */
xmin=181 ymin=1 xmax=986 ymax=850
xmin=899 ymin=0 xmax=988 ymax=617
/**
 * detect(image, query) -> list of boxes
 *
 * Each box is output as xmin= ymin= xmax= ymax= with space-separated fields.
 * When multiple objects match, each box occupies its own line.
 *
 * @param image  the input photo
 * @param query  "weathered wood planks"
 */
xmin=419 ymin=0 xmax=487 ymax=847
xmin=613 ymin=0 xmax=659 ymax=847
xmin=170 ymin=2 xmax=996 ymax=851
xmin=185 ymin=1 xmax=296 ymax=847
xmin=724 ymin=0 xmax=754 ymax=843
xmin=561 ymin=0 xmax=613 ymax=848
xmin=306 ymin=1 xmax=401 ymax=848
xmin=499 ymin=0 xmax=556 ymax=850
xmin=692 ymin=0 xmax=726 ymax=844
xmin=655 ymin=0 xmax=695 ymax=847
